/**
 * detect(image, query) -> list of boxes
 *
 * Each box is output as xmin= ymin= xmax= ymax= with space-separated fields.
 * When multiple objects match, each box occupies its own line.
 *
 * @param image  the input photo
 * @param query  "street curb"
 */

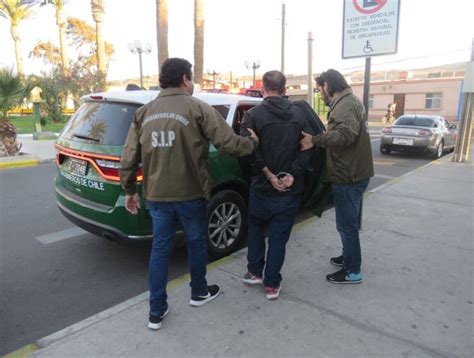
xmin=33 ymin=256 xmax=234 ymax=352
xmin=3 ymin=344 xmax=40 ymax=358
xmin=0 ymin=156 xmax=39 ymax=170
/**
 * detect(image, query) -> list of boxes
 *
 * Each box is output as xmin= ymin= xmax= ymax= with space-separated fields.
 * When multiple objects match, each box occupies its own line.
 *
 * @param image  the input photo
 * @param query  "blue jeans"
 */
xmin=247 ymin=189 xmax=301 ymax=288
xmin=147 ymin=199 xmax=208 ymax=316
xmin=332 ymin=178 xmax=370 ymax=273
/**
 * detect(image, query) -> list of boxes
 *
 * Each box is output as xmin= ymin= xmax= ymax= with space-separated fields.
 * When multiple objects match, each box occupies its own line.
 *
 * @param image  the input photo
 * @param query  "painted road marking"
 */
xmin=35 ymin=227 xmax=87 ymax=244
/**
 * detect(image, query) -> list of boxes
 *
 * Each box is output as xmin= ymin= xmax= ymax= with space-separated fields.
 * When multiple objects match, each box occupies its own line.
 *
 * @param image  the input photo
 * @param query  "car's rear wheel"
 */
xmin=380 ymin=145 xmax=391 ymax=155
xmin=207 ymin=190 xmax=247 ymax=258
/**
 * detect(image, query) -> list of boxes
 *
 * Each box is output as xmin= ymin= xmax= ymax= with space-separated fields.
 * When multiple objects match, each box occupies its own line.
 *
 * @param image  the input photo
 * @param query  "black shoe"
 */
xmin=189 ymin=285 xmax=220 ymax=307
xmin=148 ymin=307 xmax=169 ymax=330
xmin=326 ymin=269 xmax=362 ymax=284
xmin=330 ymin=255 xmax=344 ymax=267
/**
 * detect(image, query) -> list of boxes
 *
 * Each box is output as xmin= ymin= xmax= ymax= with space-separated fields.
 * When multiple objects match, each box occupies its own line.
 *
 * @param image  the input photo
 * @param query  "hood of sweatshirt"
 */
xmin=262 ymin=96 xmax=294 ymax=120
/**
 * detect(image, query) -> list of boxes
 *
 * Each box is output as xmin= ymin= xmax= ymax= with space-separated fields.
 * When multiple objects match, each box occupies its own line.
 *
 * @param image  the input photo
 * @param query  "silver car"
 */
xmin=380 ymin=115 xmax=457 ymax=158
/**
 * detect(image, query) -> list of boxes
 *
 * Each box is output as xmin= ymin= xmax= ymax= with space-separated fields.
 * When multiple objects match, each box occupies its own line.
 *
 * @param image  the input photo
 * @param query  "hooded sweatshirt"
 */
xmin=240 ymin=96 xmax=313 ymax=196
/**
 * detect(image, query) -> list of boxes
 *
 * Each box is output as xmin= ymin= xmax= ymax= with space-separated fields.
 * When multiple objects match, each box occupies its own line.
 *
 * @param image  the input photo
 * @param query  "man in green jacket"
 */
xmin=301 ymin=69 xmax=374 ymax=284
xmin=120 ymin=58 xmax=258 ymax=330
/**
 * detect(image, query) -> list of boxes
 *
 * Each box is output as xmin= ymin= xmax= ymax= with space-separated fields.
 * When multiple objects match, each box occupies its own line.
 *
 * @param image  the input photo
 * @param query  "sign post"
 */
xmin=342 ymin=0 xmax=401 ymax=228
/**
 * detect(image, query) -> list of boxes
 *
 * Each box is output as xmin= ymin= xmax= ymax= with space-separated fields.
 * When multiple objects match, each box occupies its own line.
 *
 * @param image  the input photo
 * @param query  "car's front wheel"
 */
xmin=433 ymin=140 xmax=444 ymax=159
xmin=207 ymin=190 xmax=247 ymax=258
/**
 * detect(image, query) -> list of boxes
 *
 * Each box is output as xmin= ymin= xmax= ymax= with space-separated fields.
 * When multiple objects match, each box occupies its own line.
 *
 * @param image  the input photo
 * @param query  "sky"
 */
xmin=1 ymin=0 xmax=473 ymax=81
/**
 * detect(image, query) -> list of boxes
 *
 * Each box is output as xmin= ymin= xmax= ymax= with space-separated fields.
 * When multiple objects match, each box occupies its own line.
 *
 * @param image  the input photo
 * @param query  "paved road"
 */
xmin=0 ymin=130 xmax=433 ymax=355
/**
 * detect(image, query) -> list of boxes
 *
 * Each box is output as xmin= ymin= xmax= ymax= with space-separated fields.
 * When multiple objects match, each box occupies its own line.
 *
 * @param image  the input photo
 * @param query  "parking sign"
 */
xmin=342 ymin=0 xmax=400 ymax=59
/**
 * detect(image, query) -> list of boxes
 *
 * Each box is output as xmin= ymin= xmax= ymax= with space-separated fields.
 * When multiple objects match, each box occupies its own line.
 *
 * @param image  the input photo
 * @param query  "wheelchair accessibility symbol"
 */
xmin=363 ymin=40 xmax=374 ymax=54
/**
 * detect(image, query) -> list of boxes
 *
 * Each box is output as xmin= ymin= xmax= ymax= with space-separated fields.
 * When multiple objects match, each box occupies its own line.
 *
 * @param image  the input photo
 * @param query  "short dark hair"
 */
xmin=262 ymin=70 xmax=286 ymax=95
xmin=159 ymin=58 xmax=192 ymax=88
xmin=315 ymin=69 xmax=350 ymax=97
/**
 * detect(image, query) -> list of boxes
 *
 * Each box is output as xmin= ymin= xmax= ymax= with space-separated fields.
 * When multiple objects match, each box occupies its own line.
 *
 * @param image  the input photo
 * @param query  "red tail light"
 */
xmin=383 ymin=127 xmax=392 ymax=134
xmin=417 ymin=129 xmax=432 ymax=137
xmin=55 ymin=145 xmax=143 ymax=182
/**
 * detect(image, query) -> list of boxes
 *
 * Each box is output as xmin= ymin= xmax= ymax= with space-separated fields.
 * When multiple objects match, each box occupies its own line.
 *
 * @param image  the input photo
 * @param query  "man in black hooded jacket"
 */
xmin=240 ymin=70 xmax=313 ymax=300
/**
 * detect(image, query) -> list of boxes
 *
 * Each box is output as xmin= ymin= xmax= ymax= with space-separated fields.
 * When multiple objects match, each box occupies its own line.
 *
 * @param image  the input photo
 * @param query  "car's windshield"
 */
xmin=61 ymin=101 xmax=140 ymax=145
xmin=395 ymin=116 xmax=436 ymax=127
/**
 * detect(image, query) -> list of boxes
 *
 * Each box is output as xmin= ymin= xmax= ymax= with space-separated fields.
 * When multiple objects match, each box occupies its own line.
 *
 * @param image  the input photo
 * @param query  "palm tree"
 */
xmin=52 ymin=0 xmax=70 ymax=74
xmin=193 ymin=0 xmax=204 ymax=85
xmin=156 ymin=0 xmax=168 ymax=71
xmin=0 ymin=0 xmax=34 ymax=78
xmin=90 ymin=0 xmax=106 ymax=79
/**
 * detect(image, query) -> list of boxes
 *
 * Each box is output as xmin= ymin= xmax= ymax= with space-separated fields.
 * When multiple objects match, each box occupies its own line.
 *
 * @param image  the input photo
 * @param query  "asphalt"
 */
xmin=6 ymin=146 xmax=468 ymax=358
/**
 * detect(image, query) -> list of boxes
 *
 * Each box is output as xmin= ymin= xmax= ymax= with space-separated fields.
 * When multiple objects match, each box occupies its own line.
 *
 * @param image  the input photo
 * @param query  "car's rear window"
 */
xmin=395 ymin=117 xmax=436 ymax=127
xmin=61 ymin=101 xmax=140 ymax=145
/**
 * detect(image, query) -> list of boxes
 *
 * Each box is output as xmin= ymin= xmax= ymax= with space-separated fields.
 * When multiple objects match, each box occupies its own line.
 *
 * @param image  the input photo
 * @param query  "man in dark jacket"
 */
xmin=241 ymin=70 xmax=312 ymax=300
xmin=301 ymin=69 xmax=374 ymax=284
xmin=120 ymin=58 xmax=258 ymax=330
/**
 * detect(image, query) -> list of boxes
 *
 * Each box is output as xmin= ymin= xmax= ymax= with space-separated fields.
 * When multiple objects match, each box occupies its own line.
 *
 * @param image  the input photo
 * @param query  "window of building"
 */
xmin=368 ymin=95 xmax=374 ymax=109
xmin=428 ymin=72 xmax=441 ymax=78
xmin=425 ymin=93 xmax=441 ymax=109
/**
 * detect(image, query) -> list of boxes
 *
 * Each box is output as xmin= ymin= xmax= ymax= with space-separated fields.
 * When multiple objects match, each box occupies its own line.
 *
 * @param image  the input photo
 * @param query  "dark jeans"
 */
xmin=247 ymin=188 xmax=301 ymax=288
xmin=147 ymin=199 xmax=208 ymax=316
xmin=332 ymin=178 xmax=370 ymax=273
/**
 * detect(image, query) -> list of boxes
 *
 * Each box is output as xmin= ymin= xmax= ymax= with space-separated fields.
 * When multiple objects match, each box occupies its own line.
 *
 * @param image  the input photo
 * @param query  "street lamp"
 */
xmin=128 ymin=40 xmax=152 ymax=89
xmin=245 ymin=61 xmax=260 ymax=88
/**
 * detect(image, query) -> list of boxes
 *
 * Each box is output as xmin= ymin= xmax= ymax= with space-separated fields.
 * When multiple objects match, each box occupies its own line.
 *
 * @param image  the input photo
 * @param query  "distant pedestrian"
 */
xmin=241 ymin=70 xmax=313 ymax=299
xmin=120 ymin=58 xmax=259 ymax=330
xmin=300 ymin=69 xmax=374 ymax=284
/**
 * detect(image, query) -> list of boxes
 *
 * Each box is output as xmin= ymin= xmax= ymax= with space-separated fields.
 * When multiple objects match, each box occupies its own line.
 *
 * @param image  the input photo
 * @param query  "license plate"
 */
xmin=393 ymin=137 xmax=414 ymax=146
xmin=69 ymin=158 xmax=88 ymax=176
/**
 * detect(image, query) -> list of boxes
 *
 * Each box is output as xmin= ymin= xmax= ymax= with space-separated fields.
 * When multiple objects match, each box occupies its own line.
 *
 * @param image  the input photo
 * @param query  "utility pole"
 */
xmin=307 ymin=32 xmax=314 ymax=107
xmin=281 ymin=3 xmax=286 ymax=73
xmin=452 ymin=38 xmax=473 ymax=162
xmin=207 ymin=70 xmax=219 ymax=89
xmin=245 ymin=61 xmax=261 ymax=88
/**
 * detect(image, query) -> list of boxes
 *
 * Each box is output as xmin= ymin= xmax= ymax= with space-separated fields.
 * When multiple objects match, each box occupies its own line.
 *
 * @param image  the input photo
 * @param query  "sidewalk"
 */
xmin=28 ymin=151 xmax=473 ymax=358
xmin=0 ymin=135 xmax=56 ymax=169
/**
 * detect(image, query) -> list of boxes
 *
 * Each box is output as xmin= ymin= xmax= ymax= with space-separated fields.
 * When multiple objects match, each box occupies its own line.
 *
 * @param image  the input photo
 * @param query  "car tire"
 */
xmin=207 ymin=190 xmax=247 ymax=259
xmin=380 ymin=146 xmax=391 ymax=155
xmin=433 ymin=140 xmax=444 ymax=159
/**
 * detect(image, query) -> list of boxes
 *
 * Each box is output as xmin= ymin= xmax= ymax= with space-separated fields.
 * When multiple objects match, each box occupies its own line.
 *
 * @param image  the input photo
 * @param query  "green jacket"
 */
xmin=120 ymin=88 xmax=257 ymax=201
xmin=312 ymin=88 xmax=374 ymax=184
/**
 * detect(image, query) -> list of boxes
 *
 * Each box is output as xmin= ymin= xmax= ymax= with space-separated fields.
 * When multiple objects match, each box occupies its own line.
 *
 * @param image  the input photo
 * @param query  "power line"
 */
xmin=341 ymin=47 xmax=472 ymax=71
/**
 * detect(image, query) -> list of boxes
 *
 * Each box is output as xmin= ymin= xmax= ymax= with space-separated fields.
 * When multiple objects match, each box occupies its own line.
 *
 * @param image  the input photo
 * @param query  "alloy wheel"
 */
xmin=208 ymin=202 xmax=242 ymax=250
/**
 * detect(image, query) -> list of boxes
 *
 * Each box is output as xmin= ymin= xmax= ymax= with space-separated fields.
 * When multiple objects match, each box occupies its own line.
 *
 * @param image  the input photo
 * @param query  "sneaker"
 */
xmin=189 ymin=285 xmax=220 ymax=307
xmin=243 ymin=272 xmax=263 ymax=285
xmin=265 ymin=286 xmax=281 ymax=300
xmin=326 ymin=269 xmax=362 ymax=284
xmin=148 ymin=307 xmax=169 ymax=330
xmin=330 ymin=255 xmax=344 ymax=267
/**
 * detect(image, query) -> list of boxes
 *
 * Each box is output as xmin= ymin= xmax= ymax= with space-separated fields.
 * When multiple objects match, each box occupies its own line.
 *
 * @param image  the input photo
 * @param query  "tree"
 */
xmin=52 ymin=0 xmax=70 ymax=74
xmin=0 ymin=67 xmax=30 ymax=156
xmin=193 ymin=0 xmax=204 ymax=85
xmin=156 ymin=0 xmax=168 ymax=71
xmin=0 ymin=0 xmax=34 ymax=77
xmin=90 ymin=0 xmax=106 ymax=80
xmin=30 ymin=41 xmax=61 ymax=66
xmin=0 ymin=67 xmax=30 ymax=118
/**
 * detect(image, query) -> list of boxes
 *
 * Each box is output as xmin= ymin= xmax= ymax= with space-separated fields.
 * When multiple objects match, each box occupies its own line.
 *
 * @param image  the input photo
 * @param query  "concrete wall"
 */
xmin=352 ymin=78 xmax=463 ymax=121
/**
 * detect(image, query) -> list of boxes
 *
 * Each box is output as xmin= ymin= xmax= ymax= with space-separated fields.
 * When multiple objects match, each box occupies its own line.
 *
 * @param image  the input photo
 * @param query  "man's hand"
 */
xmin=124 ymin=193 xmax=141 ymax=215
xmin=247 ymin=128 xmax=259 ymax=145
xmin=269 ymin=175 xmax=287 ymax=192
xmin=300 ymin=131 xmax=314 ymax=151
xmin=279 ymin=173 xmax=294 ymax=188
